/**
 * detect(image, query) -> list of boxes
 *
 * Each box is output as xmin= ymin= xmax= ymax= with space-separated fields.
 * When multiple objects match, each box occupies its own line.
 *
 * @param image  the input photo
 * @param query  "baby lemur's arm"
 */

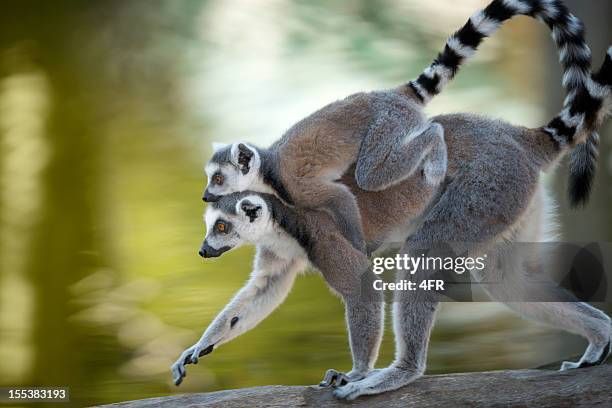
xmin=172 ymin=247 xmax=305 ymax=386
xmin=356 ymin=110 xmax=446 ymax=191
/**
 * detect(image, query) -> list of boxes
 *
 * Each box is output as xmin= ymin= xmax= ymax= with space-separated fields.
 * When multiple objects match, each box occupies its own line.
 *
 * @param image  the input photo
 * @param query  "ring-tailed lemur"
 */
xmin=329 ymin=50 xmax=611 ymax=400
xmin=173 ymin=69 xmax=612 ymax=385
xmin=202 ymin=0 xmax=597 ymax=255
xmin=172 ymin=47 xmax=612 ymax=396
xmin=175 ymin=0 xmax=612 ymax=399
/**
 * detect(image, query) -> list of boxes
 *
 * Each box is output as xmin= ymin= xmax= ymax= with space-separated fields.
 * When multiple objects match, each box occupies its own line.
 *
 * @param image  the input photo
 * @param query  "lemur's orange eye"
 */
xmin=216 ymin=222 xmax=226 ymax=232
xmin=213 ymin=174 xmax=224 ymax=185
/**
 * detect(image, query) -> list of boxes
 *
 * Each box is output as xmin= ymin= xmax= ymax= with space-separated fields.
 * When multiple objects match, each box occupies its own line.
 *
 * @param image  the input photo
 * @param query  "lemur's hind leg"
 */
xmin=333 ymin=267 xmax=440 ymax=400
xmin=355 ymin=113 xmax=446 ymax=192
xmin=512 ymin=302 xmax=610 ymax=370
xmin=479 ymin=253 xmax=612 ymax=370
xmin=334 ymin=173 xmax=517 ymax=400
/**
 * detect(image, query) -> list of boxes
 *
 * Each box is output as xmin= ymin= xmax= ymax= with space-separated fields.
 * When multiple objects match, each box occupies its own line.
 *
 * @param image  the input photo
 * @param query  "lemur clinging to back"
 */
xmin=202 ymin=0 xmax=604 ymax=254
xmin=174 ymin=0 xmax=612 ymax=399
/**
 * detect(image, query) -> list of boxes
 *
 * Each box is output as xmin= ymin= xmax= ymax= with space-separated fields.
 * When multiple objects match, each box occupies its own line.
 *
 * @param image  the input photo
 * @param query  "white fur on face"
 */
xmin=204 ymin=143 xmax=264 ymax=197
xmin=203 ymin=195 xmax=274 ymax=252
xmin=234 ymin=195 xmax=272 ymax=242
xmin=204 ymin=206 xmax=224 ymax=235
xmin=203 ymin=206 xmax=241 ymax=252
xmin=204 ymin=196 xmax=307 ymax=262
xmin=205 ymin=163 xmax=244 ymax=197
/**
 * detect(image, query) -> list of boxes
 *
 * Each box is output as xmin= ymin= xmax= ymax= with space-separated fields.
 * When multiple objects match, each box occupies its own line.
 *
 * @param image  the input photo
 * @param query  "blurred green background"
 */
xmin=0 ymin=0 xmax=610 ymax=406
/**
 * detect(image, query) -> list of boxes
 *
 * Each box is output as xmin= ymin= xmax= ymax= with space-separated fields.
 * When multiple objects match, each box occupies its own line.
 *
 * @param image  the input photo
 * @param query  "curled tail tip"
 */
xmin=567 ymin=158 xmax=596 ymax=208
xmin=593 ymin=46 xmax=612 ymax=87
xmin=568 ymin=172 xmax=594 ymax=208
xmin=567 ymin=133 xmax=599 ymax=209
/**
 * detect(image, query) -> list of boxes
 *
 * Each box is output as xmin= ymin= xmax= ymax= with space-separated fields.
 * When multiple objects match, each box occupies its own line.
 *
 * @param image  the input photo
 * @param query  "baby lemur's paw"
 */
xmin=319 ymin=369 xmax=368 ymax=388
xmin=422 ymin=122 xmax=446 ymax=186
xmin=423 ymin=159 xmax=446 ymax=186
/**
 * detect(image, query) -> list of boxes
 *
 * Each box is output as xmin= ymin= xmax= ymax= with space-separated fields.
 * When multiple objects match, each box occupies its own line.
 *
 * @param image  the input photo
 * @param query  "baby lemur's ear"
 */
xmin=240 ymin=200 xmax=262 ymax=222
xmin=231 ymin=143 xmax=255 ymax=174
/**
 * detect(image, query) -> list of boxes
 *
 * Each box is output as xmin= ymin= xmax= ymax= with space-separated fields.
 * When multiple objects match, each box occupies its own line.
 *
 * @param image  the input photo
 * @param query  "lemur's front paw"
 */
xmin=319 ymin=369 xmax=367 ymax=388
xmin=171 ymin=342 xmax=214 ymax=386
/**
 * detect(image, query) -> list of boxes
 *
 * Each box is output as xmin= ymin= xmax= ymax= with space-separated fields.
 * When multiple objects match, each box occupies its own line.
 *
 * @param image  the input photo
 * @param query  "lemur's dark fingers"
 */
xmin=191 ymin=344 xmax=214 ymax=364
xmin=319 ymin=369 xmax=349 ymax=387
xmin=335 ymin=374 xmax=349 ymax=387
xmin=171 ymin=362 xmax=187 ymax=386
xmin=174 ymin=373 xmax=184 ymax=387
xmin=200 ymin=344 xmax=215 ymax=357
xmin=183 ymin=343 xmax=215 ymax=366
xmin=319 ymin=369 xmax=338 ymax=387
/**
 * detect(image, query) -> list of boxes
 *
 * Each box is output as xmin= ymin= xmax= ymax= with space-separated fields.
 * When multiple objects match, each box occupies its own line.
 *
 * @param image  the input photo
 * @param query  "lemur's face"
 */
xmin=199 ymin=193 xmax=272 ymax=258
xmin=203 ymin=142 xmax=260 ymax=202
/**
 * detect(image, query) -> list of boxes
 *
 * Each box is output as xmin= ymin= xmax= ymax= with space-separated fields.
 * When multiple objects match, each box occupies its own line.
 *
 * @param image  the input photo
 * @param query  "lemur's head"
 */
xmin=203 ymin=142 xmax=262 ymax=202
xmin=199 ymin=191 xmax=273 ymax=258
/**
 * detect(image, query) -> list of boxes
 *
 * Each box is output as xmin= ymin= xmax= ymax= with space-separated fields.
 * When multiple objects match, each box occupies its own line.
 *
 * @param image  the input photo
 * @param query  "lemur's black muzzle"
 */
xmin=199 ymin=242 xmax=231 ymax=258
xmin=203 ymin=189 xmax=220 ymax=203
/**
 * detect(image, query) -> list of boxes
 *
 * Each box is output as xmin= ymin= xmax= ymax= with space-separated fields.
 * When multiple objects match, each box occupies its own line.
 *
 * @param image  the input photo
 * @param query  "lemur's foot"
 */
xmin=333 ymin=366 xmax=422 ymax=400
xmin=171 ymin=342 xmax=214 ymax=386
xmin=319 ymin=369 xmax=369 ymax=388
xmin=560 ymin=339 xmax=611 ymax=371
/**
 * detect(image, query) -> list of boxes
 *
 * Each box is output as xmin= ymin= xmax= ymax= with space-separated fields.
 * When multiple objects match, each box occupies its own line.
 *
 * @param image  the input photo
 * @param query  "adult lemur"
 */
xmin=174 ymin=0 xmax=612 ymax=400
xmin=202 ymin=0 xmax=603 ymax=256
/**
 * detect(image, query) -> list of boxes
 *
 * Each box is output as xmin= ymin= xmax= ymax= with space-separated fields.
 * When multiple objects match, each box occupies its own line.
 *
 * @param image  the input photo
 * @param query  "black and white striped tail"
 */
xmin=408 ymin=0 xmax=591 ymax=104
xmin=544 ymin=47 xmax=611 ymax=148
xmin=567 ymin=47 xmax=612 ymax=207
xmin=568 ymin=132 xmax=599 ymax=207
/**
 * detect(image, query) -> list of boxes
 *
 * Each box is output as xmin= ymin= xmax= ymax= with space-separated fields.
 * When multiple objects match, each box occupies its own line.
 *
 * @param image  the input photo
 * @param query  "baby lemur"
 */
xmin=202 ymin=0 xmax=599 ymax=254
xmin=175 ymin=0 xmax=612 ymax=400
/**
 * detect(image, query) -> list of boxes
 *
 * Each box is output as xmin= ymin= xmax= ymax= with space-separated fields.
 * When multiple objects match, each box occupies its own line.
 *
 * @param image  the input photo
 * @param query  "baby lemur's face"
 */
xmin=203 ymin=142 xmax=261 ymax=203
xmin=200 ymin=192 xmax=273 ymax=258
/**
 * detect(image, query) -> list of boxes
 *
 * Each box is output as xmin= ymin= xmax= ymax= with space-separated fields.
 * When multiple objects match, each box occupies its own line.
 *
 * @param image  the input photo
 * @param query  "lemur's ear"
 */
xmin=211 ymin=141 xmax=228 ymax=152
xmin=240 ymin=200 xmax=262 ymax=222
xmin=231 ymin=143 xmax=255 ymax=174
